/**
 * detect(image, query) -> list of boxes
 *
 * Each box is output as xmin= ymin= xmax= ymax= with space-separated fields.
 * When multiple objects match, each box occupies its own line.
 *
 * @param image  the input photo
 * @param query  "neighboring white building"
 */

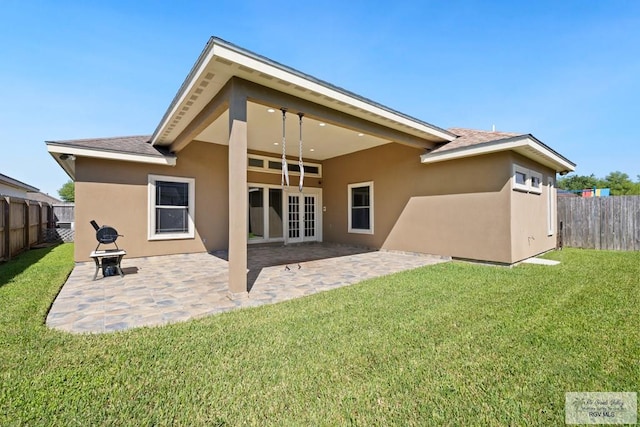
xmin=0 ymin=173 xmax=39 ymax=198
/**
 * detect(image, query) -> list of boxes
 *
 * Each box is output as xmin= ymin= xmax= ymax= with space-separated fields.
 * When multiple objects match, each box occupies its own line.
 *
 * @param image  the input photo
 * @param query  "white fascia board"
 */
xmin=47 ymin=144 xmax=176 ymax=166
xmin=151 ymin=47 xmax=218 ymax=145
xmin=421 ymin=136 xmax=575 ymax=172
xmin=48 ymin=152 xmax=75 ymax=180
xmin=215 ymin=45 xmax=455 ymax=141
xmin=421 ymin=139 xmax=525 ymax=163
xmin=0 ymin=178 xmax=38 ymax=192
xmin=522 ymin=138 xmax=575 ymax=172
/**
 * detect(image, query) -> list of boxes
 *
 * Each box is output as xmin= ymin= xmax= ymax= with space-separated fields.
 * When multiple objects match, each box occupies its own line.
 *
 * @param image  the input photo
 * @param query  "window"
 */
xmin=513 ymin=164 xmax=543 ymax=194
xmin=513 ymin=164 xmax=530 ymax=192
xmin=248 ymin=158 xmax=264 ymax=168
xmin=148 ymin=175 xmax=195 ymax=240
xmin=248 ymin=154 xmax=322 ymax=178
xmin=547 ymin=177 xmax=555 ymax=235
xmin=530 ymin=171 xmax=543 ymax=194
xmin=348 ymin=181 xmax=374 ymax=234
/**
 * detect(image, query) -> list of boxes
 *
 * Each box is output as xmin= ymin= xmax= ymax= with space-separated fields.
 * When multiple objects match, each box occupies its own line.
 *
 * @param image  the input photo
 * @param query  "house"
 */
xmin=26 ymin=191 xmax=63 ymax=205
xmin=46 ymin=37 xmax=575 ymax=295
xmin=0 ymin=173 xmax=39 ymax=198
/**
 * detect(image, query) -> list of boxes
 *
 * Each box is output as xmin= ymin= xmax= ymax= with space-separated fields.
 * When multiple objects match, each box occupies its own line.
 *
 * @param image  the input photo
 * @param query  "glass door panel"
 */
xmin=269 ymin=188 xmax=283 ymax=238
xmin=304 ymin=196 xmax=316 ymax=238
xmin=288 ymin=195 xmax=301 ymax=240
xmin=248 ymin=187 xmax=264 ymax=240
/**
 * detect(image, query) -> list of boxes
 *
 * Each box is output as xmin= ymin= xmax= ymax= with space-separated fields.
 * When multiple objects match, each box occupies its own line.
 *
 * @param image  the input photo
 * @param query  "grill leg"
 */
xmin=92 ymin=257 xmax=100 ymax=281
xmin=116 ymin=254 xmax=124 ymax=277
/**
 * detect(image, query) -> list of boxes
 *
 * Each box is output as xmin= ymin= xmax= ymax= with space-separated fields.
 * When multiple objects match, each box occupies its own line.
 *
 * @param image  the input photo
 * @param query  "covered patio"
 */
xmin=46 ymin=243 xmax=449 ymax=334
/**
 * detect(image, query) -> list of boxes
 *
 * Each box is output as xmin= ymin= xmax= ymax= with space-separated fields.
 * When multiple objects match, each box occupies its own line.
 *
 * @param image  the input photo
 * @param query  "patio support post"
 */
xmin=227 ymin=84 xmax=249 ymax=297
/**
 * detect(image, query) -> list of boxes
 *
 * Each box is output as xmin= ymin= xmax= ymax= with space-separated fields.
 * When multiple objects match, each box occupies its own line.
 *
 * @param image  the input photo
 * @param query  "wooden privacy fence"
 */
xmin=557 ymin=196 xmax=640 ymax=251
xmin=46 ymin=204 xmax=75 ymax=243
xmin=0 ymin=197 xmax=52 ymax=261
xmin=52 ymin=203 xmax=74 ymax=224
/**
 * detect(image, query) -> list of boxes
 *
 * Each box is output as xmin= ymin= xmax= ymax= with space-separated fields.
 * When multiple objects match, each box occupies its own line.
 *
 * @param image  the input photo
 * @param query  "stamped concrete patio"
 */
xmin=46 ymin=243 xmax=449 ymax=334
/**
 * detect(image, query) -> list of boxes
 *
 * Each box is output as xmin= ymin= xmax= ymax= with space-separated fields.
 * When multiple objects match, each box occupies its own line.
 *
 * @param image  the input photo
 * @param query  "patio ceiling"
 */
xmin=194 ymin=101 xmax=393 ymax=160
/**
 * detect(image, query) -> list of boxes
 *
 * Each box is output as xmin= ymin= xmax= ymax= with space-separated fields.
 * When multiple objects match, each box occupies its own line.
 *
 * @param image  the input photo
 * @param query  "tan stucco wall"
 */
xmin=74 ymin=138 xmax=558 ymax=265
xmin=74 ymin=141 xmax=228 ymax=262
xmin=322 ymin=143 xmax=514 ymax=263
xmin=509 ymin=152 xmax=557 ymax=263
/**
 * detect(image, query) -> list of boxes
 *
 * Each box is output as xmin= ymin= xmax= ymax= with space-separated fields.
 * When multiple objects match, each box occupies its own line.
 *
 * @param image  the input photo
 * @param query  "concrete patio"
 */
xmin=46 ymin=243 xmax=449 ymax=334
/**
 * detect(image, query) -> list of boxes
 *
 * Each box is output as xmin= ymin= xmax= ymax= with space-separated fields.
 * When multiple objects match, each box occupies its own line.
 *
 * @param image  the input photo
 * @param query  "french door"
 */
xmin=248 ymin=184 xmax=321 ymax=244
xmin=286 ymin=193 xmax=318 ymax=243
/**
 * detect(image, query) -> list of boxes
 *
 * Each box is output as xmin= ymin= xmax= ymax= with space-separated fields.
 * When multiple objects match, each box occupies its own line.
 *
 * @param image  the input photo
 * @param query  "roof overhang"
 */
xmin=151 ymin=37 xmax=456 ymax=147
xmin=0 ymin=175 xmax=39 ymax=193
xmin=46 ymin=143 xmax=177 ymax=179
xmin=420 ymin=135 xmax=576 ymax=173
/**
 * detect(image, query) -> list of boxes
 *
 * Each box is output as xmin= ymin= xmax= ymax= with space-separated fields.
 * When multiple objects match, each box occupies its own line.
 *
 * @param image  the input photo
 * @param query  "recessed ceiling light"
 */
xmin=267 ymin=108 xmax=275 ymax=113
xmin=273 ymin=142 xmax=279 ymax=145
xmin=319 ymin=123 xmax=326 ymax=127
xmin=309 ymin=148 xmax=315 ymax=152
xmin=358 ymin=133 xmax=364 ymax=137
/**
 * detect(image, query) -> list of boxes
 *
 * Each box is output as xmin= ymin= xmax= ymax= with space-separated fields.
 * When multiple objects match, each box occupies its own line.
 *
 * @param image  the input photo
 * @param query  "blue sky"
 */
xmin=1 ymin=0 xmax=639 ymax=197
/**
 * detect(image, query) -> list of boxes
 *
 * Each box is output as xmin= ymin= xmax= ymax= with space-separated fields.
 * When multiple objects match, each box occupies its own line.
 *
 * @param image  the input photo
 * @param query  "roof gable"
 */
xmin=421 ymin=128 xmax=575 ymax=173
xmin=151 ymin=37 xmax=456 ymax=146
xmin=46 ymin=135 xmax=176 ymax=179
xmin=0 ymin=173 xmax=39 ymax=192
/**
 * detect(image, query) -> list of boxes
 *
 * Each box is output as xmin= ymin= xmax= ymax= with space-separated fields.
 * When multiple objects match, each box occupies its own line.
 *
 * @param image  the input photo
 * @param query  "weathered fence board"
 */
xmin=52 ymin=204 xmax=75 ymax=224
xmin=9 ymin=200 xmax=26 ymax=255
xmin=0 ymin=201 xmax=5 ymax=260
xmin=0 ymin=197 xmax=52 ymax=261
xmin=558 ymin=196 xmax=640 ymax=251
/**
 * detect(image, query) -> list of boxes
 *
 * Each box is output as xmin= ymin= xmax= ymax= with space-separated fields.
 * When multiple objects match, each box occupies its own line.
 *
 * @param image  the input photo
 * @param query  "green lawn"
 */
xmin=1 ymin=244 xmax=638 ymax=426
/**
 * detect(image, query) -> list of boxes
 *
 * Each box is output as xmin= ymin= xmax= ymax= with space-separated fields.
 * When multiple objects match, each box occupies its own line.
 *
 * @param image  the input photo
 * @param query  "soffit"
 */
xmin=195 ymin=101 xmax=392 ymax=160
xmin=512 ymin=144 xmax=574 ymax=172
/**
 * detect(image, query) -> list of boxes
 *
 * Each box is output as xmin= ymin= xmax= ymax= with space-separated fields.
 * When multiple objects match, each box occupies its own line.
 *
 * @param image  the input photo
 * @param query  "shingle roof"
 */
xmin=26 ymin=191 xmax=62 ymax=204
xmin=430 ymin=128 xmax=524 ymax=154
xmin=0 ymin=173 xmax=39 ymax=192
xmin=46 ymin=135 xmax=170 ymax=157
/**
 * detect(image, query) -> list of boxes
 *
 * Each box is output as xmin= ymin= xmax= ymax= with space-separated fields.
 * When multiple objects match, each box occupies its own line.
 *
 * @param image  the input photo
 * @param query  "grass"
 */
xmin=1 ymin=244 xmax=638 ymax=425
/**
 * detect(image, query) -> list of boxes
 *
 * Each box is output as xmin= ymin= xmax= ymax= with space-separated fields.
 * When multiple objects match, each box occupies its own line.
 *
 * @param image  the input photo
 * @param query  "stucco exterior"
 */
xmin=74 ymin=140 xmax=229 ymax=261
xmin=508 ymin=152 xmax=558 ymax=263
xmin=322 ymin=143 xmax=515 ymax=263
xmin=74 ymin=138 xmax=558 ymax=265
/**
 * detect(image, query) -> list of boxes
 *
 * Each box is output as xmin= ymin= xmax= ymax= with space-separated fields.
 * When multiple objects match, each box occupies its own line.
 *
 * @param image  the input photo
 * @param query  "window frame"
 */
xmin=547 ymin=177 xmax=555 ymax=236
xmin=512 ymin=164 xmax=543 ymax=194
xmin=529 ymin=170 xmax=543 ymax=194
xmin=148 ymin=174 xmax=195 ymax=240
xmin=347 ymin=181 xmax=374 ymax=235
xmin=247 ymin=153 xmax=322 ymax=178
xmin=512 ymin=164 xmax=530 ymax=192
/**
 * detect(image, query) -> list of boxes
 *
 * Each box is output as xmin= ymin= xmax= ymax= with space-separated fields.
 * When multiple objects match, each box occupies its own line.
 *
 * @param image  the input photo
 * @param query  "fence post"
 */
xmin=47 ymin=204 xmax=54 ymax=228
xmin=4 ymin=196 xmax=11 ymax=260
xmin=37 ymin=202 xmax=43 ymax=245
xmin=24 ymin=200 xmax=30 ymax=250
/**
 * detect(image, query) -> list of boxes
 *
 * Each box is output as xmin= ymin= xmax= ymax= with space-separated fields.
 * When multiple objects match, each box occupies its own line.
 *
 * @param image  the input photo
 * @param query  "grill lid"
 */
xmin=90 ymin=220 xmax=123 ymax=251
xmin=97 ymin=226 xmax=119 ymax=244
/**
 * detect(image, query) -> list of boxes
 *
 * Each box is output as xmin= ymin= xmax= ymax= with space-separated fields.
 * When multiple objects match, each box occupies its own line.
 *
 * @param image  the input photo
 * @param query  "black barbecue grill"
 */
xmin=90 ymin=220 xmax=123 ymax=252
